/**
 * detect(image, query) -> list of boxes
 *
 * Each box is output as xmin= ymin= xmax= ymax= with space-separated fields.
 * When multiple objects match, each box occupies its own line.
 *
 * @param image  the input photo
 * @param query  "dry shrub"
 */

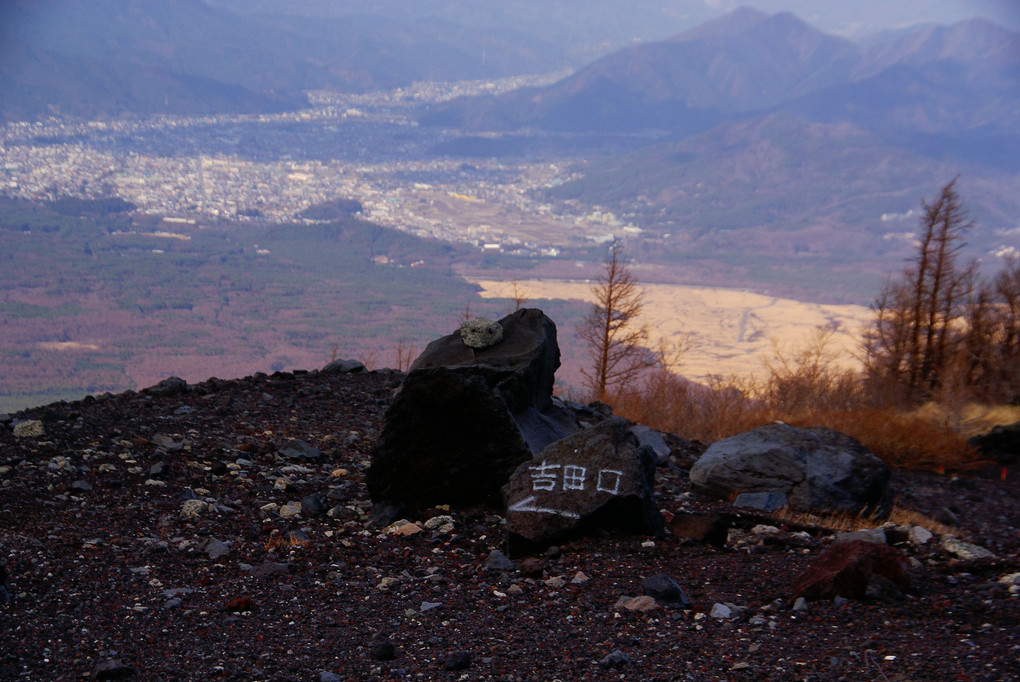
xmin=604 ymin=324 xmax=996 ymax=471
xmin=758 ymin=324 xmax=865 ymax=416
xmin=608 ymin=367 xmax=773 ymax=443
xmin=913 ymin=401 xmax=1020 ymax=439
xmin=784 ymin=408 xmax=978 ymax=471
xmin=773 ymin=504 xmax=956 ymax=535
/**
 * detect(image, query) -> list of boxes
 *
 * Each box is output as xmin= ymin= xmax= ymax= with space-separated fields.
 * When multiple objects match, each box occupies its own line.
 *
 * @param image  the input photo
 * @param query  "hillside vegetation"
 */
xmin=0 ymin=199 xmax=500 ymax=411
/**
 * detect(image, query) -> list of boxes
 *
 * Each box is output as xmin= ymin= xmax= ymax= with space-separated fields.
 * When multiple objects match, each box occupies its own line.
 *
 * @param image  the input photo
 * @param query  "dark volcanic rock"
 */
xmin=690 ymin=424 xmax=892 ymax=517
xmin=90 ymin=659 xmax=135 ymax=680
xmin=146 ymin=376 xmax=188 ymax=397
xmin=504 ymin=417 xmax=663 ymax=549
xmin=641 ymin=573 xmax=692 ymax=607
xmin=279 ymin=439 xmax=322 ymax=461
xmin=792 ymin=540 xmax=911 ymax=601
xmin=368 ymin=308 xmax=579 ymax=509
xmin=322 ymin=358 xmax=366 ymax=374
xmin=968 ymin=421 xmax=1020 ymax=464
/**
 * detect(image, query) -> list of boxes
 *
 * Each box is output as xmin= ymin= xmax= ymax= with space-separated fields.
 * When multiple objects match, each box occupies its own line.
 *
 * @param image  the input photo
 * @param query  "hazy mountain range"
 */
xmin=0 ymin=0 xmax=568 ymax=121
xmin=422 ymin=7 xmax=1020 ymax=289
xmin=1 ymin=2 xmax=1017 ymax=299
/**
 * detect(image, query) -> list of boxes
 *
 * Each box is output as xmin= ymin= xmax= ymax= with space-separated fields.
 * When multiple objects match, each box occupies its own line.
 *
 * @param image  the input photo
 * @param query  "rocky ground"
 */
xmin=1 ymin=368 xmax=1018 ymax=681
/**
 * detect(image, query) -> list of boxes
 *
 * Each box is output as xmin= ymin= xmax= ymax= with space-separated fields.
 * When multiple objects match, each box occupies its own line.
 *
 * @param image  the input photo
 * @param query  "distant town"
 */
xmin=0 ymin=72 xmax=646 ymax=260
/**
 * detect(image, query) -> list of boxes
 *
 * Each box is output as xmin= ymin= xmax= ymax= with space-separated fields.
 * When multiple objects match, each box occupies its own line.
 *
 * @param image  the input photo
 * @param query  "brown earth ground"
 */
xmin=1 ymin=369 xmax=1018 ymax=681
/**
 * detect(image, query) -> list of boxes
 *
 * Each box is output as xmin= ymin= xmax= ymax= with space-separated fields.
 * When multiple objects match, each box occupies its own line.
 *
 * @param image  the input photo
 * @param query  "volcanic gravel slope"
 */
xmin=1 ymin=369 xmax=1018 ymax=681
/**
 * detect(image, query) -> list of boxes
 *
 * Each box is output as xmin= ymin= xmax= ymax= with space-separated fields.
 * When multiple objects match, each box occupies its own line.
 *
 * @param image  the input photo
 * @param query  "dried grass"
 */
xmin=771 ymin=504 xmax=955 ymax=536
xmin=607 ymin=325 xmax=998 ymax=472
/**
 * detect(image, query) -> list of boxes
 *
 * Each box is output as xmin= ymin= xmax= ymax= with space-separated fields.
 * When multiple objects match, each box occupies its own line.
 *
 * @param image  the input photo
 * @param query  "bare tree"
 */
xmin=510 ymin=280 xmax=528 ymax=312
xmin=863 ymin=178 xmax=975 ymax=403
xmin=576 ymin=242 xmax=655 ymax=401
xmin=964 ymin=255 xmax=1020 ymax=401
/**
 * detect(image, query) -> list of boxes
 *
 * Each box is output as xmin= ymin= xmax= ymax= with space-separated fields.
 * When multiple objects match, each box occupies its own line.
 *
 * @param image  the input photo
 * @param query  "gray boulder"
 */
xmin=504 ymin=417 xmax=663 ymax=549
xmin=690 ymin=424 xmax=892 ymax=518
xmin=368 ymin=308 xmax=579 ymax=509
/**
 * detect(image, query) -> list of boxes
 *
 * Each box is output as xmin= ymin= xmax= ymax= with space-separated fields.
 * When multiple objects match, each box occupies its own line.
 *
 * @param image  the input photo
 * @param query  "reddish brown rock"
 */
xmin=793 ymin=540 xmax=911 ymax=601
xmin=667 ymin=511 xmax=730 ymax=547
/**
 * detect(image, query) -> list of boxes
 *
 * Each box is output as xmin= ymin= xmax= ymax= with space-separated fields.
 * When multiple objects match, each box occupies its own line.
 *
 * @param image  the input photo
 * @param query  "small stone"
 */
xmin=710 ymin=602 xmax=734 ymax=619
xmin=322 ymin=358 xmax=366 ymax=374
xmin=599 ymin=650 xmax=632 ymax=668
xmin=179 ymin=499 xmax=208 ymax=519
xmin=70 ymin=480 xmax=93 ymax=492
xmin=835 ymin=528 xmax=887 ymax=545
xmin=12 ymin=420 xmax=44 ymax=439
xmin=544 ymin=576 xmax=567 ymax=589
xmin=998 ymin=572 xmax=1020 ymax=585
xmin=620 ymin=595 xmax=660 ymax=612
xmin=370 ymin=641 xmax=396 ymax=661
xmin=423 ymin=514 xmax=455 ymax=532
xmin=223 ymin=596 xmax=254 ymax=612
xmin=279 ymin=439 xmax=322 ymax=460
xmin=668 ymin=511 xmax=729 ymax=547
xmin=318 ymin=673 xmax=343 ymax=682
xmin=642 ymin=574 xmax=691 ymax=607
xmin=484 ymin=549 xmax=515 ymax=573
xmin=420 ymin=601 xmax=442 ymax=612
xmin=792 ymin=597 xmax=809 ymax=611
xmin=942 ymin=537 xmax=995 ymax=560
xmin=152 ymin=434 xmax=183 ymax=451
xmin=301 ymin=494 xmax=329 ymax=518
xmin=571 ymin=571 xmax=589 ymax=584
xmin=908 ymin=525 xmax=933 ymax=545
xmin=443 ymin=651 xmax=471 ymax=671
xmin=279 ymin=502 xmax=303 ymax=518
xmin=200 ymin=538 xmax=230 ymax=560
xmin=91 ymin=658 xmax=135 ymax=680
xmin=459 ymin=318 xmax=503 ymax=349
xmin=386 ymin=521 xmax=423 ymax=537
xmin=518 ymin=557 xmax=545 ymax=578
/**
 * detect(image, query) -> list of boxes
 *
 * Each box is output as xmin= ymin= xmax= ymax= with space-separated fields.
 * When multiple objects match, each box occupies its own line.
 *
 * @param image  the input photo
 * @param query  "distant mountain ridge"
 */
xmin=423 ymin=7 xmax=1020 ymax=140
xmin=418 ymin=8 xmax=1020 ymax=299
xmin=0 ymin=0 xmax=567 ymax=121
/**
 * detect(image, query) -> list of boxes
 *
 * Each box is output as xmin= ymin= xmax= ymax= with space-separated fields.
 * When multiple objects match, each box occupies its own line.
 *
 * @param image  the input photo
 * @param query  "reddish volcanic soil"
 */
xmin=1 ymin=369 xmax=1018 ymax=681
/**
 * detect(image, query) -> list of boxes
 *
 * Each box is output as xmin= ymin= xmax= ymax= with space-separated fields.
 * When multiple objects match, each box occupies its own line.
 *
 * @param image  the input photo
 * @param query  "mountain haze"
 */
xmin=0 ymin=0 xmax=567 ymax=121
xmin=422 ymin=7 xmax=1019 ymax=294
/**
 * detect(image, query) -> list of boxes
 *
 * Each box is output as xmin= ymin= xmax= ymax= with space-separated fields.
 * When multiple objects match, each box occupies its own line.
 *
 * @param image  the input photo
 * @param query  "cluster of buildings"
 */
xmin=0 ymin=71 xmax=643 ymax=257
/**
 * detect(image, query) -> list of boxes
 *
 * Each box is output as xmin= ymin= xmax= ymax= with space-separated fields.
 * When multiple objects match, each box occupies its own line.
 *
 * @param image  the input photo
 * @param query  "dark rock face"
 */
xmin=968 ymin=421 xmax=1020 ymax=464
xmin=504 ymin=417 xmax=663 ymax=549
xmin=409 ymin=307 xmax=559 ymax=414
xmin=368 ymin=309 xmax=579 ymax=509
xmin=792 ymin=540 xmax=911 ymax=601
xmin=690 ymin=424 xmax=892 ymax=517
